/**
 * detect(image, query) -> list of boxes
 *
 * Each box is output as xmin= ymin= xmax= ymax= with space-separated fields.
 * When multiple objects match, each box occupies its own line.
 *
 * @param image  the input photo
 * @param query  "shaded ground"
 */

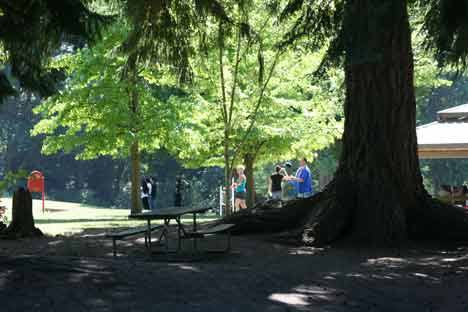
xmin=1 ymin=227 xmax=468 ymax=312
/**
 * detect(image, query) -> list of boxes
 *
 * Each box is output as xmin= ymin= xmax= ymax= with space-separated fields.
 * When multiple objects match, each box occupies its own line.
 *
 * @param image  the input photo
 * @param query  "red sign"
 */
xmin=27 ymin=171 xmax=44 ymax=192
xmin=27 ymin=171 xmax=45 ymax=213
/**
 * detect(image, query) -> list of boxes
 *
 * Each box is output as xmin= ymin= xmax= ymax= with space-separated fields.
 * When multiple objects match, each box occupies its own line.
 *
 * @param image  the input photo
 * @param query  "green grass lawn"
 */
xmin=0 ymin=197 xmax=218 ymax=236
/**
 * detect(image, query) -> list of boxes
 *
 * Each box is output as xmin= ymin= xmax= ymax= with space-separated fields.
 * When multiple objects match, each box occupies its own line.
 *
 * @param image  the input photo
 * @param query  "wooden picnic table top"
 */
xmin=128 ymin=206 xmax=211 ymax=220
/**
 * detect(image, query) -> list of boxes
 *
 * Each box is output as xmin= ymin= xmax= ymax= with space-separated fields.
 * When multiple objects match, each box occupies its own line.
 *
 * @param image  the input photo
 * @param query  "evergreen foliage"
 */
xmin=0 ymin=0 xmax=111 ymax=96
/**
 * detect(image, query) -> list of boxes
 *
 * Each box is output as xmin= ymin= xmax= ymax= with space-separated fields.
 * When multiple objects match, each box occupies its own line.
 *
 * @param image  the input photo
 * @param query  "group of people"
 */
xmin=268 ymin=158 xmax=314 ymax=200
xmin=141 ymin=158 xmax=313 ymax=211
xmin=230 ymin=157 xmax=314 ymax=210
xmin=141 ymin=175 xmax=191 ymax=210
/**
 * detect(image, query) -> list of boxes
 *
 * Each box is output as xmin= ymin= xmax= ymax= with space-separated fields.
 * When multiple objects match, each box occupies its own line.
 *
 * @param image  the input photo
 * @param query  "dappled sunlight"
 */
xmin=268 ymin=285 xmax=341 ymax=308
xmin=288 ymin=246 xmax=324 ymax=256
xmin=168 ymin=264 xmax=201 ymax=272
xmin=323 ymin=272 xmax=339 ymax=280
xmin=79 ymin=232 xmax=107 ymax=238
xmin=269 ymin=293 xmax=310 ymax=306
xmin=363 ymin=248 xmax=468 ymax=279
xmin=47 ymin=239 xmax=64 ymax=246
xmin=409 ymin=272 xmax=439 ymax=282
xmin=440 ymin=254 xmax=468 ymax=262
xmin=365 ymin=257 xmax=409 ymax=269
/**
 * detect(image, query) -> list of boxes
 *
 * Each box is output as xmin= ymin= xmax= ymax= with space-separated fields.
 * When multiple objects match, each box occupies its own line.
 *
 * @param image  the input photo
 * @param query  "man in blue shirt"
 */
xmin=286 ymin=158 xmax=313 ymax=198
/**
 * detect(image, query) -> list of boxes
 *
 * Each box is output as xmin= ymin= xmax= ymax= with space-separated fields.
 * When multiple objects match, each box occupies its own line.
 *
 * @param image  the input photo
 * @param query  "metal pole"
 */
xmin=192 ymin=213 xmax=198 ymax=251
xmin=219 ymin=186 xmax=223 ymax=217
xmin=231 ymin=177 xmax=235 ymax=212
xmin=42 ymin=177 xmax=45 ymax=213
xmin=177 ymin=217 xmax=182 ymax=251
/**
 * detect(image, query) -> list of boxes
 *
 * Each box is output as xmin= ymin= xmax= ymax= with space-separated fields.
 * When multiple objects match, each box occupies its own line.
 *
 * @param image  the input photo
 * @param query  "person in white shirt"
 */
xmin=140 ymin=177 xmax=151 ymax=210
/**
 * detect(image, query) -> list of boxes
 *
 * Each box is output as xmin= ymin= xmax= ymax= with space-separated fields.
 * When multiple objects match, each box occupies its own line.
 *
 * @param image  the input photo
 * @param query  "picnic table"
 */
xmin=128 ymin=206 xmax=211 ymax=252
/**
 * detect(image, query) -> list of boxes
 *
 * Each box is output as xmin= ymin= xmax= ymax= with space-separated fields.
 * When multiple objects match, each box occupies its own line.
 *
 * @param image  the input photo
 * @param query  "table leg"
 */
xmin=164 ymin=219 xmax=170 ymax=252
xmin=193 ymin=213 xmax=198 ymax=251
xmin=147 ymin=219 xmax=152 ymax=249
xmin=177 ymin=217 xmax=182 ymax=252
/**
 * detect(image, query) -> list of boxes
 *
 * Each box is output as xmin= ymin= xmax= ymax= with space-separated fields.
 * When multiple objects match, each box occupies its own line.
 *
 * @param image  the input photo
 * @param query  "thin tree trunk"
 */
xmin=1 ymin=188 xmax=43 ymax=238
xmin=130 ymin=140 xmax=141 ymax=214
xmin=244 ymin=154 xmax=255 ymax=208
xmin=127 ymin=55 xmax=141 ymax=214
xmin=223 ymin=136 xmax=232 ymax=216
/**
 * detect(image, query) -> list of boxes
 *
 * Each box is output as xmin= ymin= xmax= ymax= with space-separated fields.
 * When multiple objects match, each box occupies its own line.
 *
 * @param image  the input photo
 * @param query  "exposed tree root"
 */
xmin=222 ymin=183 xmax=468 ymax=247
xmin=408 ymin=195 xmax=468 ymax=242
xmin=1 ymin=225 xmax=43 ymax=239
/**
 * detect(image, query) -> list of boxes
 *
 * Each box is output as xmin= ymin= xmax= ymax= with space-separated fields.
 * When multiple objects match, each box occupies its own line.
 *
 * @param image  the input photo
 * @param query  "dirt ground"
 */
xmin=1 ymin=228 xmax=468 ymax=312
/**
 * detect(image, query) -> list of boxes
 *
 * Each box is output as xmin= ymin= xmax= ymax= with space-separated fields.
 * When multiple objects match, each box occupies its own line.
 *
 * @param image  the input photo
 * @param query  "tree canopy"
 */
xmin=32 ymin=25 xmax=197 ymax=157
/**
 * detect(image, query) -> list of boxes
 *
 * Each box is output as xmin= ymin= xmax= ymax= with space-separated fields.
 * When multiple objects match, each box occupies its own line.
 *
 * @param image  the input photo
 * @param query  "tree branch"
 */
xmin=230 ymin=48 xmax=283 ymax=168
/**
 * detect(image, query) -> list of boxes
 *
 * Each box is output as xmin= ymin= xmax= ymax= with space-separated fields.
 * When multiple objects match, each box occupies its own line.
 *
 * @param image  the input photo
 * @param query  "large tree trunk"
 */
xmin=320 ymin=0 xmax=417 ymax=244
xmin=244 ymin=153 xmax=256 ymax=208
xmin=1 ymin=188 xmax=43 ymax=238
xmin=223 ymin=0 xmax=468 ymax=246
xmin=310 ymin=0 xmax=467 ymax=244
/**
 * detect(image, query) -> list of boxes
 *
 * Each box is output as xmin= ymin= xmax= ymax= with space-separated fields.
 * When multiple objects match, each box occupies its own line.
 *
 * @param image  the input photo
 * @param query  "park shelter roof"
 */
xmin=417 ymin=104 xmax=468 ymax=159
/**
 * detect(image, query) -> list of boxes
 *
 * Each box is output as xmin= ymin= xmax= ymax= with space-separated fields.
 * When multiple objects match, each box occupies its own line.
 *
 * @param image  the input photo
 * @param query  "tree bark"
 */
xmin=130 ymin=140 xmax=141 ymax=214
xmin=319 ymin=0 xmax=417 ymax=244
xmin=223 ymin=0 xmax=468 ymax=246
xmin=223 ymin=142 xmax=232 ymax=216
xmin=244 ymin=153 xmax=256 ymax=208
xmin=127 ymin=54 xmax=141 ymax=214
xmin=308 ymin=0 xmax=439 ymax=245
xmin=1 ymin=188 xmax=43 ymax=238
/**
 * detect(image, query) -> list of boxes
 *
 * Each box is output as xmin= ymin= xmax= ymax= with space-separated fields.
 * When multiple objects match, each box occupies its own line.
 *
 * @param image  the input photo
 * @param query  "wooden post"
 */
xmin=42 ymin=189 xmax=45 ymax=213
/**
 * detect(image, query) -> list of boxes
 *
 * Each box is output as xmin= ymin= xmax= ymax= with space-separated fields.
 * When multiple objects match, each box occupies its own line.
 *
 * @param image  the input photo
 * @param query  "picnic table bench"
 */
xmin=106 ymin=225 xmax=162 ymax=256
xmin=183 ymin=223 xmax=235 ymax=252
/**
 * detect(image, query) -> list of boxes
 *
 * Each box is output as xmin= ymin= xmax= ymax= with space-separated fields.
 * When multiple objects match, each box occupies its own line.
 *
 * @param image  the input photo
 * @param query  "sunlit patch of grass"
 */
xmin=0 ymin=198 xmax=218 ymax=236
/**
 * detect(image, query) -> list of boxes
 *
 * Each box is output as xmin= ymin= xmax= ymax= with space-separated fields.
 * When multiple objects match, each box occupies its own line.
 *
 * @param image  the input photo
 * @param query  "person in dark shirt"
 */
xmin=149 ymin=176 xmax=157 ymax=210
xmin=269 ymin=165 xmax=285 ymax=200
xmin=174 ymin=175 xmax=189 ymax=207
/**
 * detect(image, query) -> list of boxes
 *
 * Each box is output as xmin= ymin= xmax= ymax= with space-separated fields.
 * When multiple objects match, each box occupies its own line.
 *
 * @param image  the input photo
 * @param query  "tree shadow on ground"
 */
xmin=1 ymin=228 xmax=468 ymax=311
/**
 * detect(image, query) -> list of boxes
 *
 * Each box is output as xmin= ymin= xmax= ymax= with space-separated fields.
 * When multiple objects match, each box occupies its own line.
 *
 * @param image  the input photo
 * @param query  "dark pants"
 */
xmin=149 ymin=197 xmax=156 ymax=210
xmin=174 ymin=194 xmax=182 ymax=207
xmin=141 ymin=197 xmax=150 ymax=210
